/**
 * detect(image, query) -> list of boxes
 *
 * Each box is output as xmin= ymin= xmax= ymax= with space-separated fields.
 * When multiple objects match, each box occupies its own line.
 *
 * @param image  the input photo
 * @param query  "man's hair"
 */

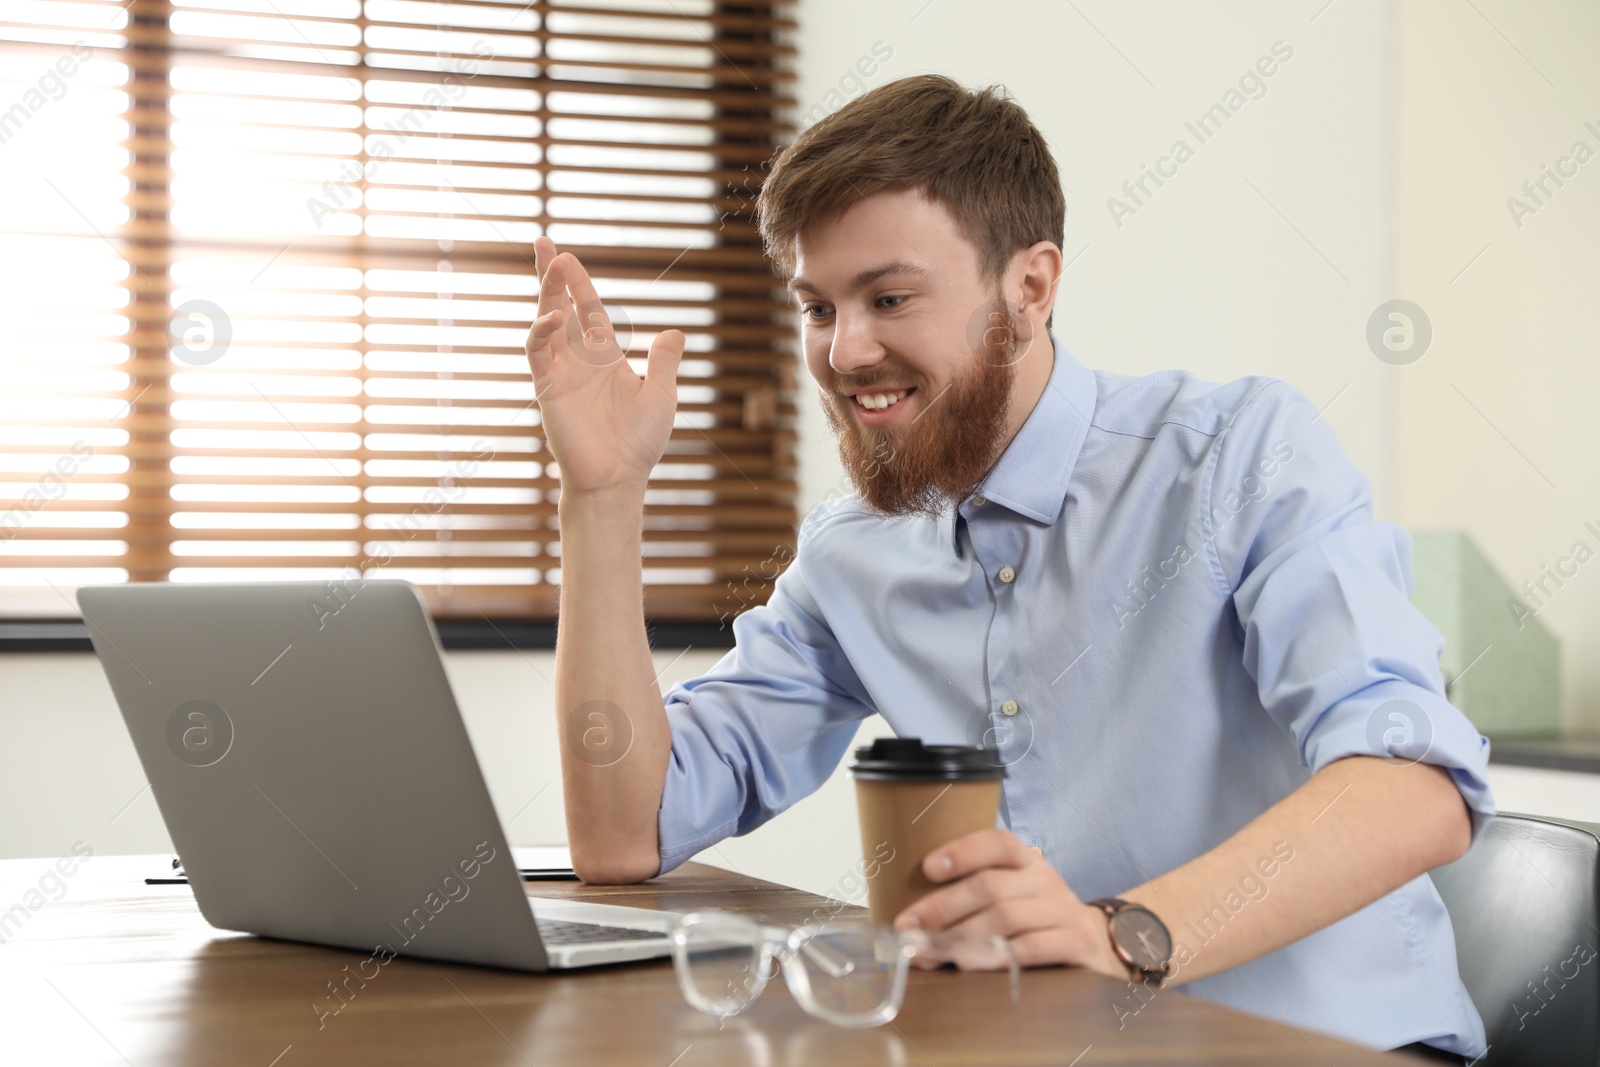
xmin=756 ymin=75 xmax=1066 ymax=283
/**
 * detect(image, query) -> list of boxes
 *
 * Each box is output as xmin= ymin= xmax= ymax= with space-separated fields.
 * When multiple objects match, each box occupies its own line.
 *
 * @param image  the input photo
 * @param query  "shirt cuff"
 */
xmin=1301 ymin=680 xmax=1496 ymax=842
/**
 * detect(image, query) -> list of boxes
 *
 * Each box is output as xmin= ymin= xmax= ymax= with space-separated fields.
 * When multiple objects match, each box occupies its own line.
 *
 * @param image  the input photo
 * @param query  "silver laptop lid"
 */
xmin=78 ymin=579 xmax=547 ymax=971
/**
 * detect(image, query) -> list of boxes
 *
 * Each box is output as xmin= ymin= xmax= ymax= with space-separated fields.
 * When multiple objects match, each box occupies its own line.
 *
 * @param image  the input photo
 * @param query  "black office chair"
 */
xmin=1429 ymin=812 xmax=1600 ymax=1066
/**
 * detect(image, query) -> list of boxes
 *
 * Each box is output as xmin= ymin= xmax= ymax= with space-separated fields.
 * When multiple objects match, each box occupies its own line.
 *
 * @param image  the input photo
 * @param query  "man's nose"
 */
xmin=828 ymin=312 xmax=884 ymax=376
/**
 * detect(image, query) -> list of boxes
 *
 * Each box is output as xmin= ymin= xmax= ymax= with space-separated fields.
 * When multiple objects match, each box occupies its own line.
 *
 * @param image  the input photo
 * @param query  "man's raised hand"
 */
xmin=525 ymin=235 xmax=685 ymax=498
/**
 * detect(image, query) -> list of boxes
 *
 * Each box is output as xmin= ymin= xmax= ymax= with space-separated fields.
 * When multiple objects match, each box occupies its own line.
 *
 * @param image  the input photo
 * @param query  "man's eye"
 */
xmin=878 ymin=295 xmax=905 ymax=310
xmin=802 ymin=305 xmax=831 ymax=321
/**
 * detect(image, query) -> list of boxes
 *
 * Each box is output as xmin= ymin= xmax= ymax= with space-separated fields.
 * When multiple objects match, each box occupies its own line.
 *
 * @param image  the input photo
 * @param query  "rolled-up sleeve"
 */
xmin=657 ymin=508 xmax=875 ymax=874
xmin=1211 ymin=382 xmax=1495 ymax=839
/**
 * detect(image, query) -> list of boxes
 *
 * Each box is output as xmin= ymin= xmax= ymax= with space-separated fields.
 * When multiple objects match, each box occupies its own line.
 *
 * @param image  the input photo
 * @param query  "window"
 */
xmin=0 ymin=0 xmax=797 ymax=624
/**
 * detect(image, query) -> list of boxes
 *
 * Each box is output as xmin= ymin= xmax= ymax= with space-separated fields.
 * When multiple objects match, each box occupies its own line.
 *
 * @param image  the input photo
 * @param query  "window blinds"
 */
xmin=0 ymin=0 xmax=798 ymax=622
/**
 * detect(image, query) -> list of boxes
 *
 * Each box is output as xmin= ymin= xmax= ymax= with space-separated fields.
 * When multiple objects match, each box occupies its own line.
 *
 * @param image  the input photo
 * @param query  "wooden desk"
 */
xmin=1 ymin=855 xmax=1434 ymax=1065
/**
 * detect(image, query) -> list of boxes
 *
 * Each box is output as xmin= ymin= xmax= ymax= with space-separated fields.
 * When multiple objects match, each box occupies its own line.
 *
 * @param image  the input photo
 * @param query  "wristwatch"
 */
xmin=1087 ymin=898 xmax=1173 ymax=986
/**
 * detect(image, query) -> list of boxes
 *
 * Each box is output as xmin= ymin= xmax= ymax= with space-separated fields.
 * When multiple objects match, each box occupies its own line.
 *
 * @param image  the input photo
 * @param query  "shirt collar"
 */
xmin=949 ymin=334 xmax=1097 ymax=554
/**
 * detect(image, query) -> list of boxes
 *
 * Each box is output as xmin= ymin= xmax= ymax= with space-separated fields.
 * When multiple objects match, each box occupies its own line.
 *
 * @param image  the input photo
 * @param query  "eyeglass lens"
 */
xmin=676 ymin=920 xmax=769 ymax=1018
xmin=787 ymin=928 xmax=903 ymax=1023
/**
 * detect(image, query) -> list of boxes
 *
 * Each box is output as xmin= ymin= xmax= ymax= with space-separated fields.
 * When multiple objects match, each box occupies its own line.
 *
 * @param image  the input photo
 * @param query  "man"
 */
xmin=524 ymin=75 xmax=1492 ymax=1058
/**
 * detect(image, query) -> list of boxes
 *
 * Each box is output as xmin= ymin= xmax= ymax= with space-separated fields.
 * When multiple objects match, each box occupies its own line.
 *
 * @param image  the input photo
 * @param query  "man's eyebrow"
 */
xmin=786 ymin=262 xmax=936 ymax=296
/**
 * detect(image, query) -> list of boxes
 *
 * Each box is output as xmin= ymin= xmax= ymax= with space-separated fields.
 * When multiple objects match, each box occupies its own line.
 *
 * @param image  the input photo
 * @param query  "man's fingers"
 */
xmin=537 ymin=245 xmax=576 ymax=329
xmin=923 ymin=828 xmax=1036 ymax=883
xmin=945 ymin=896 xmax=1060 ymax=943
xmin=896 ymin=868 xmax=1012 ymax=933
xmin=532 ymin=236 xmax=565 ymax=341
xmin=525 ymin=309 xmax=564 ymax=378
xmin=645 ymin=329 xmax=685 ymax=393
xmin=1004 ymin=928 xmax=1082 ymax=970
xmin=549 ymin=253 xmax=590 ymax=349
xmin=562 ymin=253 xmax=613 ymax=351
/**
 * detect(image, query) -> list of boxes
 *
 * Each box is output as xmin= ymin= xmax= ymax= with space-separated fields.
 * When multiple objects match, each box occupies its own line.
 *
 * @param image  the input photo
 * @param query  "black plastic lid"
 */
xmin=849 ymin=737 xmax=1006 ymax=781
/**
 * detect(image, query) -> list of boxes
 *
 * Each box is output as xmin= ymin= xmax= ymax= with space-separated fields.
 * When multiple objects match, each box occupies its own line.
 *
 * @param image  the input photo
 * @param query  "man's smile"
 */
xmin=847 ymin=385 xmax=918 ymax=425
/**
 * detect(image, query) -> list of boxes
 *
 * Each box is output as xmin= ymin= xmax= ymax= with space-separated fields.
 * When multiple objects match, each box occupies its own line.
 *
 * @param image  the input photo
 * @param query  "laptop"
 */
xmin=77 ymin=579 xmax=676 ymax=971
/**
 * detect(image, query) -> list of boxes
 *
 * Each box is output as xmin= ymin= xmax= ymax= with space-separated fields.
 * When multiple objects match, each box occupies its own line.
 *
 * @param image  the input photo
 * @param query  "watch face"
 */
xmin=1111 ymin=906 xmax=1172 ymax=970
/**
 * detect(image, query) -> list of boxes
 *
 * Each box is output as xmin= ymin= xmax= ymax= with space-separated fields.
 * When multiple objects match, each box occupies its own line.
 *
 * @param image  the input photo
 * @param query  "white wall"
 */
xmin=1486 ymin=765 xmax=1600 ymax=827
xmin=1392 ymin=0 xmax=1600 ymax=733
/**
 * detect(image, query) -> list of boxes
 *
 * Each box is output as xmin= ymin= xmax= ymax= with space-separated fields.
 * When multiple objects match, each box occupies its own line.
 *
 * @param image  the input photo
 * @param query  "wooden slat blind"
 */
xmin=0 ymin=0 xmax=798 ymax=622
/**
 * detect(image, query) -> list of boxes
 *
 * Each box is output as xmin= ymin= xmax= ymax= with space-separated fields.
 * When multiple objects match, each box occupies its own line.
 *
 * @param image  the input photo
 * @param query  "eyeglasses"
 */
xmin=669 ymin=910 xmax=1019 ymax=1028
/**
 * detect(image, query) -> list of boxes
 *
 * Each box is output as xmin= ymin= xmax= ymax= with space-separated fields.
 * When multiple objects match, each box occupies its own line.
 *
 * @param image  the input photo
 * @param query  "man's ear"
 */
xmin=1009 ymin=240 xmax=1063 ymax=338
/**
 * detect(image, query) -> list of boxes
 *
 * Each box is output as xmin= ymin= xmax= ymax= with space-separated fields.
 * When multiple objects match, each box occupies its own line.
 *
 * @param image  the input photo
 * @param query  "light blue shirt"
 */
xmin=658 ymin=336 xmax=1493 ymax=1055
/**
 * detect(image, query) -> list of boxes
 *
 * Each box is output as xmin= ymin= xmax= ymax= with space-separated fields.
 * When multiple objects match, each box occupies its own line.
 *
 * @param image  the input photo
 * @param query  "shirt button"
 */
xmin=971 ymin=495 xmax=986 ymax=507
xmin=1029 ymin=845 xmax=1043 ymax=856
xmin=1001 ymin=699 xmax=1020 ymax=717
xmin=998 ymin=565 xmax=1016 ymax=584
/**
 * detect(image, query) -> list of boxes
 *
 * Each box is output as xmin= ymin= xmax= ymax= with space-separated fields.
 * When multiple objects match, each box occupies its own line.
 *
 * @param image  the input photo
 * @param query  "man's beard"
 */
xmin=821 ymin=298 xmax=1020 ymax=518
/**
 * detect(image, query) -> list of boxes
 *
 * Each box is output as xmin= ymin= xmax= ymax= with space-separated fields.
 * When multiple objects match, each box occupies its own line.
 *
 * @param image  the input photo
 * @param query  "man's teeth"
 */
xmin=854 ymin=390 xmax=908 ymax=411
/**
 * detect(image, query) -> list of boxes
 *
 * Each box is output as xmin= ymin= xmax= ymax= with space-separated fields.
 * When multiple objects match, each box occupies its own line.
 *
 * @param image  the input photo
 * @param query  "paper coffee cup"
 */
xmin=850 ymin=737 xmax=1005 ymax=925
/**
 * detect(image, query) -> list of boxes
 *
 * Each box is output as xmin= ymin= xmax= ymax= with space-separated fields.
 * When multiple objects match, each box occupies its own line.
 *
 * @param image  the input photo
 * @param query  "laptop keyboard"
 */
xmin=536 ymin=918 xmax=669 ymax=945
